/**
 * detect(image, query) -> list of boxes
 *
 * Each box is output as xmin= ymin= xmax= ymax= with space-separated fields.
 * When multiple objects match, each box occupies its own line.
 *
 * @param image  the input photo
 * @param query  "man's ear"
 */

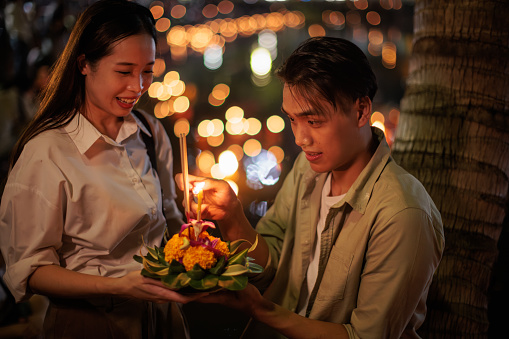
xmin=78 ymin=55 xmax=88 ymax=75
xmin=356 ymin=96 xmax=372 ymax=127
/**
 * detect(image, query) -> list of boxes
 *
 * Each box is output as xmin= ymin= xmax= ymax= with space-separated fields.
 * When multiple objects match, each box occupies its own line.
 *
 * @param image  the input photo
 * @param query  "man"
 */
xmin=180 ymin=37 xmax=444 ymax=338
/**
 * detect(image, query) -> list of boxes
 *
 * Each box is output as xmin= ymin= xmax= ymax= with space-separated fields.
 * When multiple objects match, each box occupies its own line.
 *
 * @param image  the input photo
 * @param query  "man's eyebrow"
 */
xmin=281 ymin=106 xmax=316 ymax=117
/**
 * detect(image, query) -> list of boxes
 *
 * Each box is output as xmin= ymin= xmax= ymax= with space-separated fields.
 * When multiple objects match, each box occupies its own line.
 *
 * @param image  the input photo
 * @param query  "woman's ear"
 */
xmin=78 ymin=55 xmax=88 ymax=75
xmin=356 ymin=96 xmax=372 ymax=127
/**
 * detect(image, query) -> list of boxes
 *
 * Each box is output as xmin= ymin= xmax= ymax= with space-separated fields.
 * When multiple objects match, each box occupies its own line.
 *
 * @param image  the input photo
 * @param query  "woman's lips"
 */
xmin=117 ymin=97 xmax=137 ymax=109
xmin=304 ymin=152 xmax=322 ymax=162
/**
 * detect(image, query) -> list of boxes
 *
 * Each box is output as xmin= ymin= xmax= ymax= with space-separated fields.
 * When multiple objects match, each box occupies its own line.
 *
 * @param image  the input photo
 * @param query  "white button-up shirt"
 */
xmin=0 ymin=111 xmax=183 ymax=302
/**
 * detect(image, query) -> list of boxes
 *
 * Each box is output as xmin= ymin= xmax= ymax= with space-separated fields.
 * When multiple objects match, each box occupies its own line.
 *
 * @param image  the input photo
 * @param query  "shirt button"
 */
xmin=132 ymin=178 xmax=138 ymax=184
xmin=151 ymin=208 xmax=157 ymax=216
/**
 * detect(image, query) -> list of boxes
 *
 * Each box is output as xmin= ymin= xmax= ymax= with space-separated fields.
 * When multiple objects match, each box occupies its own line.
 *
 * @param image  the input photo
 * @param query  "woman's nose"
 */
xmin=127 ymin=74 xmax=143 ymax=92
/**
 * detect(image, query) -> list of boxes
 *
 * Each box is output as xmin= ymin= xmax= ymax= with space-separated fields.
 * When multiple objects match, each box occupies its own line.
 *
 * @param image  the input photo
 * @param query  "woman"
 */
xmin=0 ymin=1 xmax=196 ymax=337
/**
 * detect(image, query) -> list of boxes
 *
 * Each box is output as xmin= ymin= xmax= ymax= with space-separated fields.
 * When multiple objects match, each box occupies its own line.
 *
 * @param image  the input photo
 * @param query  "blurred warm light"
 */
xmin=171 ymin=5 xmax=186 ymax=19
xmin=370 ymin=111 xmax=385 ymax=125
xmin=226 ymin=119 xmax=246 ymax=135
xmin=394 ymin=0 xmax=403 ymax=10
xmin=208 ymin=93 xmax=225 ymax=107
xmin=197 ymin=150 xmax=215 ymax=174
xmin=154 ymin=101 xmax=175 ymax=119
xmin=225 ymin=106 xmax=244 ymax=123
xmin=368 ymin=29 xmax=384 ymax=45
xmin=148 ymin=82 xmax=162 ymax=98
xmin=173 ymin=118 xmax=190 ymax=137
xmin=266 ymin=12 xmax=285 ymax=32
xmin=368 ymin=42 xmax=382 ymax=56
xmin=284 ymin=11 xmax=301 ymax=28
xmin=250 ymin=47 xmax=272 ymax=76
xmin=217 ymin=0 xmax=234 ymax=14
xmin=346 ymin=11 xmax=361 ymax=26
xmin=164 ymin=71 xmax=180 ymax=86
xmin=382 ymin=42 xmax=397 ymax=69
xmin=329 ymin=11 xmax=346 ymax=27
xmin=354 ymin=0 xmax=368 ymax=10
xmin=207 ymin=134 xmax=224 ymax=147
xmin=380 ymin=0 xmax=393 ymax=10
xmin=267 ymin=115 xmax=285 ymax=133
xmin=308 ymin=24 xmax=326 ymax=37
xmin=210 ymin=119 xmax=225 ymax=137
xmin=371 ymin=121 xmax=386 ymax=133
xmin=155 ymin=18 xmax=171 ymax=32
xmin=268 ymin=146 xmax=285 ymax=164
xmin=245 ymin=118 xmax=262 ymax=136
xmin=212 ymin=84 xmax=230 ymax=101
xmin=353 ymin=27 xmax=368 ymax=43
xmin=228 ymin=144 xmax=244 ymax=161
xmin=389 ymin=108 xmax=400 ymax=125
xmin=226 ymin=180 xmax=239 ymax=195
xmin=153 ymin=59 xmax=165 ymax=77
xmin=210 ymin=164 xmax=226 ymax=179
xmin=218 ymin=150 xmax=239 ymax=176
xmin=171 ymin=80 xmax=186 ymax=96
xmin=366 ymin=11 xmax=381 ymax=25
xmin=243 ymin=139 xmax=262 ymax=157
xmin=150 ymin=5 xmax=164 ymax=20
xmin=197 ymin=120 xmax=214 ymax=138
xmin=167 ymin=26 xmax=187 ymax=46
xmin=173 ymin=96 xmax=190 ymax=113
xmin=203 ymin=4 xmax=218 ymax=18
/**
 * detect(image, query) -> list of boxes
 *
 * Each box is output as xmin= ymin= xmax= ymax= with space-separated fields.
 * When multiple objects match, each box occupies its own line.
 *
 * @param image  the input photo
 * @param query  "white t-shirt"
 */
xmin=298 ymin=173 xmax=345 ymax=316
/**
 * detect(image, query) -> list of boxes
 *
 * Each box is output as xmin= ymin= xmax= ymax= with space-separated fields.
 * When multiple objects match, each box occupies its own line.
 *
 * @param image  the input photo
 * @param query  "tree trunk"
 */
xmin=391 ymin=0 xmax=509 ymax=337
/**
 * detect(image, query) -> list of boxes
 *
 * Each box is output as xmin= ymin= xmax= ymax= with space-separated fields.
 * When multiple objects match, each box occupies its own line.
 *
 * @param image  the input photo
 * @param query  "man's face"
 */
xmin=281 ymin=84 xmax=365 ymax=174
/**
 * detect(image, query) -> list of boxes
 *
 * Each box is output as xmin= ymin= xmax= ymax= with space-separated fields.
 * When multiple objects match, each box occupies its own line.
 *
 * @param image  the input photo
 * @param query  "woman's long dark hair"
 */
xmin=9 ymin=0 xmax=156 ymax=169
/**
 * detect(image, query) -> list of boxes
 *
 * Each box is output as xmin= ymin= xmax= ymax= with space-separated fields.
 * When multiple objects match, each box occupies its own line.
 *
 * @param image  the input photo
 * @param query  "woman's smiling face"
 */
xmin=80 ymin=33 xmax=155 ymax=121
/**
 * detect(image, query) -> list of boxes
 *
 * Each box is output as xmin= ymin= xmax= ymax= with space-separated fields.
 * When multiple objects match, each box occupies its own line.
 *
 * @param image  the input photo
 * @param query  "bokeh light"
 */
xmin=267 ymin=115 xmax=285 ymax=133
xmin=218 ymin=150 xmax=239 ymax=176
xmin=173 ymin=118 xmax=190 ymax=137
xmin=243 ymin=139 xmax=262 ymax=157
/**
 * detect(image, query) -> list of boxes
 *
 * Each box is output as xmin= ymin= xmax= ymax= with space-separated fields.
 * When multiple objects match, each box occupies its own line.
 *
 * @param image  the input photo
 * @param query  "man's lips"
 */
xmin=304 ymin=151 xmax=322 ymax=162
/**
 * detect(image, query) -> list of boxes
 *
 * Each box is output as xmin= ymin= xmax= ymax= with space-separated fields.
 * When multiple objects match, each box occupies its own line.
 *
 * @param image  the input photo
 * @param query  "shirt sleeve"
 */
xmin=149 ymin=115 xmax=184 ymax=235
xmin=0 ymin=156 xmax=65 ymax=302
xmin=347 ymin=207 xmax=444 ymax=338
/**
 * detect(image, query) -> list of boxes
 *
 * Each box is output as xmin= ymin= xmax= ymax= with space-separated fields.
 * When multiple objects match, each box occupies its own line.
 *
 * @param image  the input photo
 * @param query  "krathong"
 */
xmin=134 ymin=219 xmax=263 ymax=292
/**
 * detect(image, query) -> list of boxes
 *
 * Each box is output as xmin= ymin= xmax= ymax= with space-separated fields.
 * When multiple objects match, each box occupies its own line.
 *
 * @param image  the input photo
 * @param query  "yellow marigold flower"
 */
xmin=164 ymin=234 xmax=185 ymax=262
xmin=213 ymin=238 xmax=230 ymax=258
xmin=182 ymin=246 xmax=217 ymax=271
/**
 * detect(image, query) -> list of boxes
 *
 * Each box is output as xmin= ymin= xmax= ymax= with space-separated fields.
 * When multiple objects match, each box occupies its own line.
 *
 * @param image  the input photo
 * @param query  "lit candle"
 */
xmin=193 ymin=182 xmax=205 ymax=221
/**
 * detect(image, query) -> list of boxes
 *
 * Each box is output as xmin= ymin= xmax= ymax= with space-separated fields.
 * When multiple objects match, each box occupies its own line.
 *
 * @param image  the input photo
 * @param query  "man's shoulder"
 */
xmin=373 ymin=159 xmax=436 ymax=214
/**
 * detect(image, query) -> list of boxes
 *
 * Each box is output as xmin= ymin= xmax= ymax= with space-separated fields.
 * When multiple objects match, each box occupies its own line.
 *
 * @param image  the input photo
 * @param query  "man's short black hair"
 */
xmin=276 ymin=37 xmax=377 ymax=115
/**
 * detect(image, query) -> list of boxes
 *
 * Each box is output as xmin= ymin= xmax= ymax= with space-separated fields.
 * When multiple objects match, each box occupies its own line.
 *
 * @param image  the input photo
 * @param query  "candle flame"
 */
xmin=193 ymin=182 xmax=205 ymax=194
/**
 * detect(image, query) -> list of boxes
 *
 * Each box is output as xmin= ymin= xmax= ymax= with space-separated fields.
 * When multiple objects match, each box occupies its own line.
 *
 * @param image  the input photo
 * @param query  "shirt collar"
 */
xmin=304 ymin=127 xmax=391 ymax=214
xmin=63 ymin=112 xmax=151 ymax=154
xmin=343 ymin=127 xmax=391 ymax=214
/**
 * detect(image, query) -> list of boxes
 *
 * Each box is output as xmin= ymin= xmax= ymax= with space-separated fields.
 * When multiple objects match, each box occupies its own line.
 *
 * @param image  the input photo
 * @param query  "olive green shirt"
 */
xmin=248 ymin=129 xmax=444 ymax=338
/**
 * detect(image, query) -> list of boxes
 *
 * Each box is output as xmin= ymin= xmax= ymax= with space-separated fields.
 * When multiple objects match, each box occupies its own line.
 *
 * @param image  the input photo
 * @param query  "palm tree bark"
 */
xmin=391 ymin=0 xmax=509 ymax=337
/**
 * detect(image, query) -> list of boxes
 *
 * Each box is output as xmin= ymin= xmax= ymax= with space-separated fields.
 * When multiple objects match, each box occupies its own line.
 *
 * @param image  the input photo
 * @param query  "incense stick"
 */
xmin=179 ymin=133 xmax=190 ymax=220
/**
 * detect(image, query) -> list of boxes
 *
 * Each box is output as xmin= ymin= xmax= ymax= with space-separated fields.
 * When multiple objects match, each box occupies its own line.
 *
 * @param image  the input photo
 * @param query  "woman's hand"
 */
xmin=112 ymin=271 xmax=207 ymax=304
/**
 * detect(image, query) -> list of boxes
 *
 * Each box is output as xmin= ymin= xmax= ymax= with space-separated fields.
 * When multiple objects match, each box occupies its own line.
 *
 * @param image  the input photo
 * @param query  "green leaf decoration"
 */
xmin=209 ymin=256 xmax=226 ymax=275
xmin=168 ymin=260 xmax=186 ymax=274
xmin=248 ymin=234 xmax=259 ymax=253
xmin=136 ymin=234 xmax=263 ymax=292
xmin=227 ymin=248 xmax=248 ymax=266
xmin=187 ymin=264 xmax=206 ymax=280
xmin=247 ymin=261 xmax=264 ymax=274
xmin=218 ymin=275 xmax=248 ymax=291
xmin=222 ymin=264 xmax=249 ymax=276
xmin=133 ymin=255 xmax=143 ymax=264
xmin=162 ymin=272 xmax=191 ymax=290
xmin=189 ymin=274 xmax=219 ymax=290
